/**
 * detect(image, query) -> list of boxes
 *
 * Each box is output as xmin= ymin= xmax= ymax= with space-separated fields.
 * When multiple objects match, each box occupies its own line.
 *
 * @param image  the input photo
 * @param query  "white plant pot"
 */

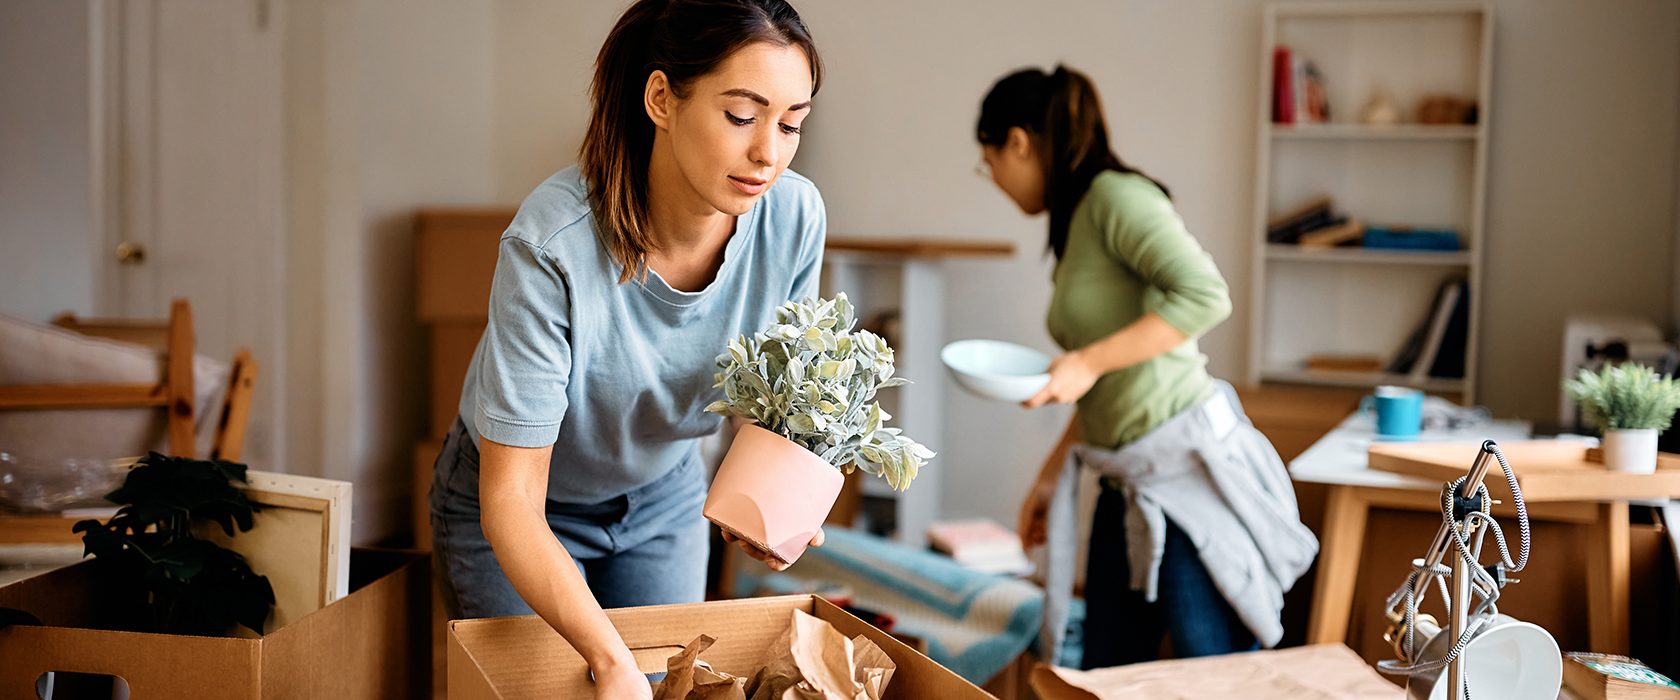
xmin=1601 ymin=429 xmax=1659 ymax=474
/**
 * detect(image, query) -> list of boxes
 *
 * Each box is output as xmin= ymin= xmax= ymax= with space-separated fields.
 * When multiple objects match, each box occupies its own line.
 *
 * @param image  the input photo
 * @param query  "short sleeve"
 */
xmin=787 ymin=187 xmax=827 ymax=302
xmin=473 ymin=237 xmax=573 ymax=448
xmin=1090 ymin=175 xmax=1232 ymax=338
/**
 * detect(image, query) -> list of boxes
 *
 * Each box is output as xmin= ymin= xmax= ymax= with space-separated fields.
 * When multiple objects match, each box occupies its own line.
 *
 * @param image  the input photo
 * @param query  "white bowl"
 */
xmin=941 ymin=339 xmax=1052 ymax=403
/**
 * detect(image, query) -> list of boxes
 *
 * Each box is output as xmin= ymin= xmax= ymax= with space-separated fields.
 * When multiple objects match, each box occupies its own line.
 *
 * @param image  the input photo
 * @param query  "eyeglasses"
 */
xmin=974 ymin=158 xmax=991 ymax=179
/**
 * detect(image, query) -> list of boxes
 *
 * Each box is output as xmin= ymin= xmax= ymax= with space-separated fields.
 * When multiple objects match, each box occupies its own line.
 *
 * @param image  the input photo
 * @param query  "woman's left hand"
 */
xmin=1022 ymin=351 xmax=1101 ymax=409
xmin=723 ymin=528 xmax=823 ymax=572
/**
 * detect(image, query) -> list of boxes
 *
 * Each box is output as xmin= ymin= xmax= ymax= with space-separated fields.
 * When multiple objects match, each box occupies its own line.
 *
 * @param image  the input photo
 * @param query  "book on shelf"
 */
xmin=1266 ymin=196 xmax=1333 ymax=243
xmin=1425 ymin=281 xmax=1471 ymax=379
xmin=1298 ymin=217 xmax=1367 ymax=248
xmin=1271 ymin=45 xmax=1328 ymax=125
xmin=1562 ymin=652 xmax=1680 ymax=700
xmin=1363 ymin=226 xmax=1460 ymax=251
xmin=1387 ymin=277 xmax=1469 ymax=380
xmin=1407 ymin=282 xmax=1461 ymax=382
xmin=925 ymin=518 xmax=1033 ymax=576
xmin=1272 ymin=46 xmax=1294 ymax=123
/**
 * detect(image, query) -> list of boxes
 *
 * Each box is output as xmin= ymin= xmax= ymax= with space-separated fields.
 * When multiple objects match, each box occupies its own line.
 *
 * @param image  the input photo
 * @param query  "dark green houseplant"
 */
xmin=72 ymin=452 xmax=275 ymax=636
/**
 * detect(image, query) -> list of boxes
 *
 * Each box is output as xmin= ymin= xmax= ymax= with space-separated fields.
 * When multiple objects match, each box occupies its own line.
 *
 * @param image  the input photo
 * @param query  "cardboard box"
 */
xmin=428 ymin=323 xmax=484 ymax=440
xmin=415 ymin=209 xmax=513 ymax=324
xmin=0 ymin=548 xmax=431 ymax=699
xmin=415 ymin=439 xmax=444 ymax=552
xmin=447 ymin=594 xmax=997 ymax=699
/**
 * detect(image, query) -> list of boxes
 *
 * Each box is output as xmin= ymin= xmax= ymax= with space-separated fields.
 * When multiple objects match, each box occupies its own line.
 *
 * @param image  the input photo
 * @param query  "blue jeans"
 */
xmin=429 ymin=419 xmax=709 ymax=619
xmin=1081 ymin=481 xmax=1258 ymax=668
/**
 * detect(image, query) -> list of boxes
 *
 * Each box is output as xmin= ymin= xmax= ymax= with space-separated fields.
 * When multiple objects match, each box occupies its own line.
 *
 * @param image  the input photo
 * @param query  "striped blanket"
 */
xmin=732 ymin=527 xmax=1078 ymax=682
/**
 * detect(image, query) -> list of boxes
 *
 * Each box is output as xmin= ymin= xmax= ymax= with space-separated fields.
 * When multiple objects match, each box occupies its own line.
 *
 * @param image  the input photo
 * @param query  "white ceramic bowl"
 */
xmin=941 ymin=339 xmax=1052 ymax=403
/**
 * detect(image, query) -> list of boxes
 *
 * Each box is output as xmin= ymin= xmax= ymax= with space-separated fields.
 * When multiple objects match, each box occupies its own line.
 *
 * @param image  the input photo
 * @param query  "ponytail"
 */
xmin=580 ymin=0 xmax=822 ymax=283
xmin=976 ymin=64 xmax=1167 ymax=260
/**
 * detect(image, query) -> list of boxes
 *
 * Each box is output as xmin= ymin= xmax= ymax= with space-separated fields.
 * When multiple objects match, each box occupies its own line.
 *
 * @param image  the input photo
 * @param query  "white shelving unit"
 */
xmin=818 ymin=238 xmax=1012 ymax=547
xmin=1247 ymin=1 xmax=1493 ymax=401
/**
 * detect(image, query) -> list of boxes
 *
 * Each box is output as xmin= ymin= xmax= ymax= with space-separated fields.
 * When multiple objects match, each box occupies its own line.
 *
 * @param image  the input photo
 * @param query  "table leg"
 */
xmin=1308 ymin=484 xmax=1370 ymax=645
xmin=1585 ymin=500 xmax=1630 ymax=655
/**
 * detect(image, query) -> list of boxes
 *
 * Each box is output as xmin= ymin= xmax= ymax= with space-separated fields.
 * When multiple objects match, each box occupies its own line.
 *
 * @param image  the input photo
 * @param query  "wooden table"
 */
xmin=1288 ymin=415 xmax=1664 ymax=655
xmin=1363 ymin=440 xmax=1680 ymax=656
xmin=1295 ymin=415 xmax=1680 ymax=656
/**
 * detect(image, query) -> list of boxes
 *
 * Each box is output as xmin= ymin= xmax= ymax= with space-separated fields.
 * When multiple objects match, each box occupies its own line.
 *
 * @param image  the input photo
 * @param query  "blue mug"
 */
xmin=1361 ymin=386 xmax=1424 ymax=439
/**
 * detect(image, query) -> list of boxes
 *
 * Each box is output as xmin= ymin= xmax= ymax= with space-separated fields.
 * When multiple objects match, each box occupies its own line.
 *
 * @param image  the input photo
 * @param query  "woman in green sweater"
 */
xmin=977 ymin=65 xmax=1300 ymax=667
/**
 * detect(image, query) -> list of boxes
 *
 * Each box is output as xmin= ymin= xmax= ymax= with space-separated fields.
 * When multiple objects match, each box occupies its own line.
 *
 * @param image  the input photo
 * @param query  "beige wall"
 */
xmin=285 ymin=0 xmax=497 ymax=542
xmin=462 ymin=0 xmax=1680 ymax=527
xmin=6 ymin=0 xmax=1676 ymax=543
xmin=0 ymin=0 xmax=95 ymax=323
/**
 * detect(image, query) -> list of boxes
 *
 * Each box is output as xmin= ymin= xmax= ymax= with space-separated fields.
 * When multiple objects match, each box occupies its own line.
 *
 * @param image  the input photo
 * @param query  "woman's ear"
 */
xmin=645 ymin=70 xmax=674 ymax=130
xmin=1005 ymin=126 xmax=1034 ymax=160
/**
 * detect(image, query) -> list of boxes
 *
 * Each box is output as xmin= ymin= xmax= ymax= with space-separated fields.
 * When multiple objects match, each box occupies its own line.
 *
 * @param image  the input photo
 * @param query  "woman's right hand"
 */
xmin=593 ymin=659 xmax=654 ymax=700
xmin=1021 ymin=414 xmax=1081 ymax=551
xmin=1018 ymin=471 xmax=1057 ymax=551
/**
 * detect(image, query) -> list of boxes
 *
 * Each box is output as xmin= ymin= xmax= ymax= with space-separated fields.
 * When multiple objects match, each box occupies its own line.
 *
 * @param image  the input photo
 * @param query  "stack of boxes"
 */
xmin=412 ymin=209 xmax=516 ymax=549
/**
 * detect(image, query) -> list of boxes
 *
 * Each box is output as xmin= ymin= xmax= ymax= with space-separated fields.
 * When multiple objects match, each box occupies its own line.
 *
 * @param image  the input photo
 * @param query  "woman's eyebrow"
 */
xmin=721 ymin=88 xmax=811 ymax=112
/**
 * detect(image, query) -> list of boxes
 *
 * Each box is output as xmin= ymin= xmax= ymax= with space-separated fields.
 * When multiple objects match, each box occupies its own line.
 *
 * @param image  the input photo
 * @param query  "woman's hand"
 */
xmin=1020 ymin=415 xmax=1080 ymax=550
xmin=723 ymin=527 xmax=824 ymax=572
xmin=592 ymin=655 xmax=654 ymax=700
xmin=1022 ymin=350 xmax=1102 ymax=409
xmin=1018 ymin=471 xmax=1058 ymax=550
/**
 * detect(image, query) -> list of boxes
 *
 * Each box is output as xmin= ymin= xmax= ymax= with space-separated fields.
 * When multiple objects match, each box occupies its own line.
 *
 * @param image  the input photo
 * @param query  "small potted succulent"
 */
xmin=1565 ymin=364 xmax=1680 ymax=474
xmin=704 ymin=293 xmax=934 ymax=564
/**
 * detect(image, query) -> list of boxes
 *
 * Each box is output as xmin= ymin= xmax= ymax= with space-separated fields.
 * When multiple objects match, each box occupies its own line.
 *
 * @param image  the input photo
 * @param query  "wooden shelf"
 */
xmin=1260 ymin=367 xmax=1466 ymax=394
xmin=1270 ymin=124 xmax=1479 ymax=141
xmin=824 ymin=237 xmax=1014 ymax=259
xmin=1265 ymin=244 xmax=1473 ymax=266
xmin=1272 ymin=1 xmax=1490 ymax=20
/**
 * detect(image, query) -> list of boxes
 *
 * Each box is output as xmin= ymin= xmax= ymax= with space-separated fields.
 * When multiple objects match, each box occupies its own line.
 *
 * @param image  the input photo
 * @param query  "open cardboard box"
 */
xmin=0 ymin=548 xmax=430 ymax=699
xmin=448 ymin=594 xmax=998 ymax=699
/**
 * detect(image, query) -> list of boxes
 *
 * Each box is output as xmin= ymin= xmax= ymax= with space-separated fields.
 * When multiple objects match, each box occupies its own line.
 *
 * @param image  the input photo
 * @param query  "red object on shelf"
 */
xmin=1272 ymin=45 xmax=1295 ymax=124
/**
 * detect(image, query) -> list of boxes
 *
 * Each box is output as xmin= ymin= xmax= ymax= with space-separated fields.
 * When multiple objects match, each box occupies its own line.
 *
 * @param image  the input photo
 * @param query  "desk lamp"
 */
xmin=1379 ymin=440 xmax=1562 ymax=700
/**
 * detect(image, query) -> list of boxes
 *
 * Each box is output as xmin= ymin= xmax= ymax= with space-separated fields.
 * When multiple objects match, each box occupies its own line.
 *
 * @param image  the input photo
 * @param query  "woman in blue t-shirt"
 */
xmin=428 ymin=1 xmax=825 ymax=696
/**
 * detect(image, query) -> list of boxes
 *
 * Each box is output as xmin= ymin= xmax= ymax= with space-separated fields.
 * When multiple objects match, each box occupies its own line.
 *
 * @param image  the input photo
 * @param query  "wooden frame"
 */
xmin=201 ymin=470 xmax=353 ymax=634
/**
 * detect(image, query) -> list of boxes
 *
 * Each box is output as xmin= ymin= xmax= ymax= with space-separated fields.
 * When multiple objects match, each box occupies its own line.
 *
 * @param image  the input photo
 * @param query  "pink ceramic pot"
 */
xmin=704 ymin=423 xmax=844 ymax=566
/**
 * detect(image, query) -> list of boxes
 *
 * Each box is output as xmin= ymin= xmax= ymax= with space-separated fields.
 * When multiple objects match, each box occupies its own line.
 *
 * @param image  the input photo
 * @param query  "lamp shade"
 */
xmin=1405 ymin=614 xmax=1561 ymax=700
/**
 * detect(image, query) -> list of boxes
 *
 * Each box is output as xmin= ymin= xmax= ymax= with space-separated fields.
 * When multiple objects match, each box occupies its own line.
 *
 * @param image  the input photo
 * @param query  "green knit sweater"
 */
xmin=1047 ymin=170 xmax=1232 ymax=450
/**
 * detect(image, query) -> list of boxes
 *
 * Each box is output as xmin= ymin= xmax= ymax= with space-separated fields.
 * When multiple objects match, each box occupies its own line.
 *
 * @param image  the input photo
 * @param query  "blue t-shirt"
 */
xmin=458 ymin=165 xmax=826 ymax=504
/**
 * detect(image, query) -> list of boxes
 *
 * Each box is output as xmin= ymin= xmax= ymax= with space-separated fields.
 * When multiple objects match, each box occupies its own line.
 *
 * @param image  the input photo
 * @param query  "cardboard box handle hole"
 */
xmin=36 ymin=672 xmax=131 ymax=700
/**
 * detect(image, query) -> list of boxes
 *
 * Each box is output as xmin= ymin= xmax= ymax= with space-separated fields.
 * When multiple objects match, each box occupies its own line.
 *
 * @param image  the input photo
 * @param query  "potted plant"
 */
xmin=1565 ymin=364 xmax=1680 ymax=474
xmin=72 ymin=452 xmax=275 ymax=636
xmin=704 ymin=293 xmax=934 ymax=564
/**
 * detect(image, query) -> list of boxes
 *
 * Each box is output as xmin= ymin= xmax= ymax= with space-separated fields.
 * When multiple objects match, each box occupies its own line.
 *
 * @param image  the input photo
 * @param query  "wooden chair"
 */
xmin=39 ymin=300 xmax=260 ymax=462
xmin=0 ymin=299 xmax=259 ymax=543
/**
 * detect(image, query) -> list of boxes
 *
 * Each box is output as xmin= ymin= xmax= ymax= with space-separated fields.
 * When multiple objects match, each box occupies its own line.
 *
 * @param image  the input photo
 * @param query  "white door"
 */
xmin=96 ymin=0 xmax=286 ymax=469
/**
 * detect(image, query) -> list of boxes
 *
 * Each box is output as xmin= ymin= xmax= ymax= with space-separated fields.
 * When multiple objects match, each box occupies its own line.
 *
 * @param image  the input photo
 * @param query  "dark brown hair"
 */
xmin=976 ymin=65 xmax=1168 ymax=260
xmin=581 ymin=0 xmax=822 ymax=283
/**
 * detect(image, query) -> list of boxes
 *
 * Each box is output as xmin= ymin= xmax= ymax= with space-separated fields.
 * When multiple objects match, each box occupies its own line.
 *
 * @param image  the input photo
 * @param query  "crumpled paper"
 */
xmin=653 ymin=609 xmax=897 ymax=700
xmin=653 ymin=634 xmax=749 ymax=700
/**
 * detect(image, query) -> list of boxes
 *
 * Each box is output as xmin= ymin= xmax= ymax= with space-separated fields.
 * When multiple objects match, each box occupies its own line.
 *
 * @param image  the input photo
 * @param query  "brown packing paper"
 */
xmin=654 ymin=634 xmax=748 ymax=700
xmin=1030 ymin=644 xmax=1402 ymax=700
xmin=657 ymin=609 xmax=896 ymax=700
